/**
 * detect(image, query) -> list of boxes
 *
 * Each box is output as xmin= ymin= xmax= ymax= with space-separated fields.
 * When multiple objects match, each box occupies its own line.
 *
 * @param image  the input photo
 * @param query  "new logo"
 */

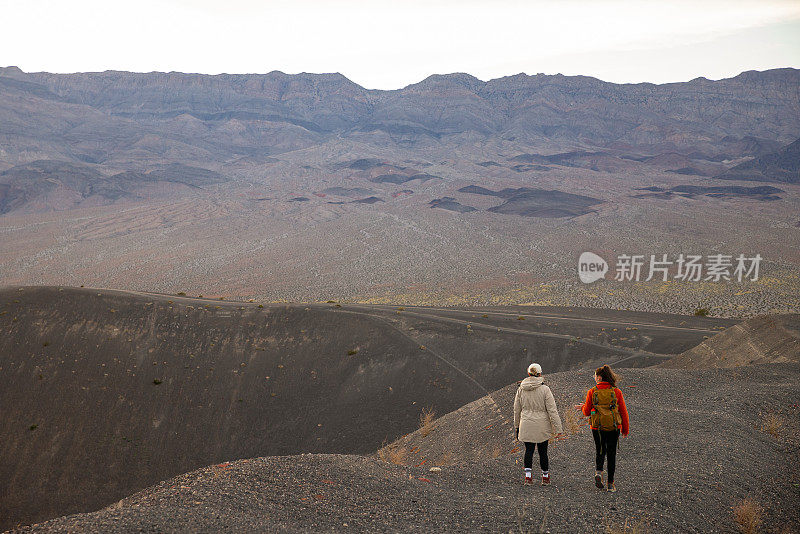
xmin=578 ymin=252 xmax=608 ymax=283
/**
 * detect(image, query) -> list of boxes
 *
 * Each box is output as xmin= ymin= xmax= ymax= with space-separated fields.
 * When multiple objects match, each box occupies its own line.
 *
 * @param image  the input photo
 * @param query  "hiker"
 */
xmin=513 ymin=363 xmax=564 ymax=485
xmin=574 ymin=364 xmax=630 ymax=493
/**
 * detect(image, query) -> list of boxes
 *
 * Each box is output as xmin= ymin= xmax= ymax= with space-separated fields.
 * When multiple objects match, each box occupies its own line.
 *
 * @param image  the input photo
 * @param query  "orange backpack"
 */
xmin=590 ymin=387 xmax=622 ymax=431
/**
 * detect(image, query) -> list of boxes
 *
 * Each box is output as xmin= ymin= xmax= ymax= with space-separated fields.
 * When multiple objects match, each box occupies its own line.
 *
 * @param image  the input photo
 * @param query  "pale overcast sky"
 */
xmin=2 ymin=0 xmax=799 ymax=89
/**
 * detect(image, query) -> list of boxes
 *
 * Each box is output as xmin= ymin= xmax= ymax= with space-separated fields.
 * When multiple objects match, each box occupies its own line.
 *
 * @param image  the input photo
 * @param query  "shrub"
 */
xmin=565 ymin=407 xmax=586 ymax=436
xmin=694 ymin=307 xmax=710 ymax=317
xmin=388 ymin=446 xmax=407 ymax=465
xmin=347 ymin=349 xmax=359 ymax=356
xmin=760 ymin=411 xmax=784 ymax=439
xmin=419 ymin=407 xmax=436 ymax=437
xmin=732 ymin=499 xmax=763 ymax=534
xmin=258 ymin=304 xmax=264 ymax=308
xmin=176 ymin=292 xmax=186 ymax=296
xmin=153 ymin=379 xmax=162 ymax=385
xmin=378 ymin=442 xmax=408 ymax=465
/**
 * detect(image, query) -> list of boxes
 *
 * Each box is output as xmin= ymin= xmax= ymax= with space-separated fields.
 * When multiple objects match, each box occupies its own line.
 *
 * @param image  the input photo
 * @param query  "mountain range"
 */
xmin=2 ymin=66 xmax=799 ymax=167
xmin=1 ymin=66 xmax=799 ymax=313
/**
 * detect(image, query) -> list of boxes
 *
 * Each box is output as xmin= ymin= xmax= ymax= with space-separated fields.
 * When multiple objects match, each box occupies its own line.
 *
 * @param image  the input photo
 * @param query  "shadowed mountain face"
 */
xmin=0 ymin=287 xmax=733 ymax=529
xmin=716 ymin=137 xmax=800 ymax=183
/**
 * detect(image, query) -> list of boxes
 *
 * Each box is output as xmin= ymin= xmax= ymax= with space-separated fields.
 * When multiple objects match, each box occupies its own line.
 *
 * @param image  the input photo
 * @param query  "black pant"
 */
xmin=523 ymin=441 xmax=549 ymax=471
xmin=592 ymin=429 xmax=619 ymax=483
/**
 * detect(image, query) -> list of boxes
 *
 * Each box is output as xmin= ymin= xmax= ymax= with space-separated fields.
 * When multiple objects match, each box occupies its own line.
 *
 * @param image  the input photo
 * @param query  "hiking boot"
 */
xmin=595 ymin=472 xmax=604 ymax=489
xmin=541 ymin=473 xmax=550 ymax=486
xmin=607 ymin=483 xmax=617 ymax=493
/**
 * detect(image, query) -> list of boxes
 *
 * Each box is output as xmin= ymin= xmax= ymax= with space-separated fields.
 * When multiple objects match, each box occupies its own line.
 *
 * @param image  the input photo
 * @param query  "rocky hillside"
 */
xmin=12 ymin=364 xmax=799 ymax=533
xmin=660 ymin=314 xmax=800 ymax=369
xmin=3 ymin=286 xmax=720 ymax=530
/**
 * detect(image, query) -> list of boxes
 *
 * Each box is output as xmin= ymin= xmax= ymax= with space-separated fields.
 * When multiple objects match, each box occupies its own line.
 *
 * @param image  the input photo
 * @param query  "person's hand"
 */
xmin=573 ymin=403 xmax=583 ymax=410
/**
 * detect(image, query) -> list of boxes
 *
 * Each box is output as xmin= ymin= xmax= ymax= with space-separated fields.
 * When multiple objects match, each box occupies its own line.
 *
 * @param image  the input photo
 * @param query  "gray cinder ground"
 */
xmin=11 ymin=364 xmax=800 ymax=533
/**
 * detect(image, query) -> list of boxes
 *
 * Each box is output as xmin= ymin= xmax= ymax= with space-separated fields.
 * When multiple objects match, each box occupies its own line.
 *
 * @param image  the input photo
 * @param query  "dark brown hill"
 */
xmin=0 ymin=287 xmax=730 ymax=529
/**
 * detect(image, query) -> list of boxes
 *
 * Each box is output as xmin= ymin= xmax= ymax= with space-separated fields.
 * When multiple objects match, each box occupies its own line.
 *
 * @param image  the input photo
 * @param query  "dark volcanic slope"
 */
xmin=459 ymin=186 xmax=603 ymax=218
xmin=632 ymin=184 xmax=784 ymax=201
xmin=429 ymin=197 xmax=477 ymax=213
xmin=16 ymin=364 xmax=800 ymax=533
xmin=0 ymin=287 xmax=734 ymax=529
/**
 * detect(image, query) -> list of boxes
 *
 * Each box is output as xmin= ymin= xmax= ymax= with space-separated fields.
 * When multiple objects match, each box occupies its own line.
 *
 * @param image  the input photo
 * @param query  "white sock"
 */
xmin=542 ymin=471 xmax=549 ymax=476
xmin=524 ymin=468 xmax=532 ymax=478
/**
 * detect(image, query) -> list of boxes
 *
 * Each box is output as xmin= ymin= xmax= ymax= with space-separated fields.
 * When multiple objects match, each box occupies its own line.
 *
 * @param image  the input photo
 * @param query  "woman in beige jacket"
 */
xmin=513 ymin=363 xmax=563 ymax=485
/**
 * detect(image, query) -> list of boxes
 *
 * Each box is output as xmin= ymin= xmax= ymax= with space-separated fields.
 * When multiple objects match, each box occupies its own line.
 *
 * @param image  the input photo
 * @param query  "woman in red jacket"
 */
xmin=574 ymin=364 xmax=629 ymax=492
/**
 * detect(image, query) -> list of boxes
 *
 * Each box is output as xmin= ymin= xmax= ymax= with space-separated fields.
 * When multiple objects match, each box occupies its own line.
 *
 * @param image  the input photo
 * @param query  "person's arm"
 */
xmin=615 ymin=388 xmax=629 ymax=436
xmin=580 ymin=388 xmax=593 ymax=417
xmin=544 ymin=387 xmax=563 ymax=435
xmin=513 ymin=388 xmax=522 ymax=439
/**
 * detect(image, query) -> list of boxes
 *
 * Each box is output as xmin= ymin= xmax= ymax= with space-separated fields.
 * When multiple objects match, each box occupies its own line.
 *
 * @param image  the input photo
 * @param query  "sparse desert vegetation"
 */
xmin=564 ymin=406 xmax=586 ymax=436
xmin=732 ymin=499 xmax=763 ymax=534
xmin=377 ymin=444 xmax=408 ymax=465
xmin=759 ymin=411 xmax=785 ymax=438
xmin=419 ymin=407 xmax=436 ymax=437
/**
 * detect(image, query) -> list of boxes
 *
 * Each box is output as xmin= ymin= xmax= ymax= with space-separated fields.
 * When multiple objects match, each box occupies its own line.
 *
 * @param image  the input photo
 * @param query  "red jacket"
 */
xmin=580 ymin=382 xmax=629 ymax=436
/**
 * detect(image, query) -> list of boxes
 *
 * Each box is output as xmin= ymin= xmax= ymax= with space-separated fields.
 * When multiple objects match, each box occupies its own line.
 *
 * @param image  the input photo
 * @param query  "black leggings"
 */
xmin=592 ymin=429 xmax=620 ymax=483
xmin=523 ymin=441 xmax=549 ymax=472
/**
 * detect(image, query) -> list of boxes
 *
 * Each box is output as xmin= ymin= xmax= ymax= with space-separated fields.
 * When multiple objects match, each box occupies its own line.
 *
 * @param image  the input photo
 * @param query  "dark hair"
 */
xmin=595 ymin=365 xmax=619 ymax=387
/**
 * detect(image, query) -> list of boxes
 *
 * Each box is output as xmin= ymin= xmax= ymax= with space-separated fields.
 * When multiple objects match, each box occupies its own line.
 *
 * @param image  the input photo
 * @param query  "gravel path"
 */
xmin=9 ymin=363 xmax=799 ymax=533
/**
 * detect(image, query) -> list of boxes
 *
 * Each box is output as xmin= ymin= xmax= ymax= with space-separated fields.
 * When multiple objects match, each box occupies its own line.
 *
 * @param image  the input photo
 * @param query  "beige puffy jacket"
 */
xmin=513 ymin=376 xmax=563 ymax=443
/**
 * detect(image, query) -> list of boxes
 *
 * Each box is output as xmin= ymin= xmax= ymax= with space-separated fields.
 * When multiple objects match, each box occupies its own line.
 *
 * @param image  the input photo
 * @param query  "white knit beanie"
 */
xmin=527 ymin=363 xmax=542 ymax=375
